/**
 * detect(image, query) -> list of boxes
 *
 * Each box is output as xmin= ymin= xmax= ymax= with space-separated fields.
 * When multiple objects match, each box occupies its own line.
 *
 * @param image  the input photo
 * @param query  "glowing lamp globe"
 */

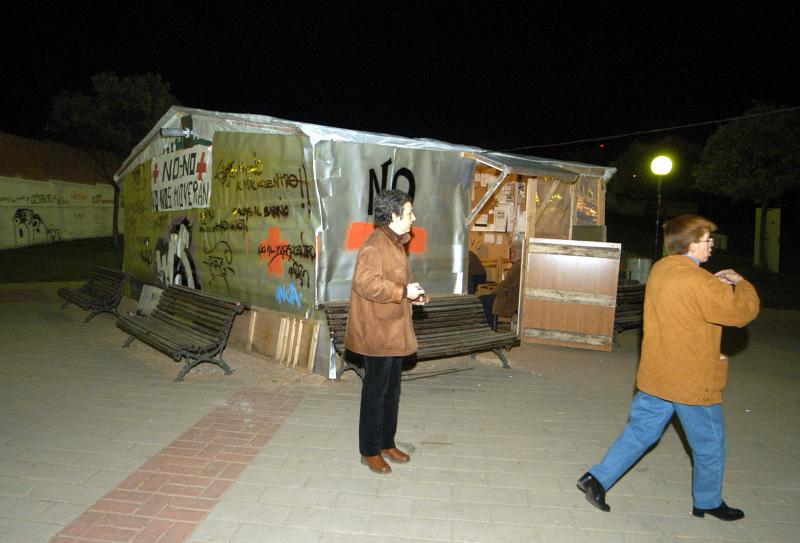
xmin=650 ymin=156 xmax=673 ymax=176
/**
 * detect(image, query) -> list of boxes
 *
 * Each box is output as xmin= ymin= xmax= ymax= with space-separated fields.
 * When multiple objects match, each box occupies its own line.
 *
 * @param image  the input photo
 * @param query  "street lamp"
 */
xmin=650 ymin=155 xmax=673 ymax=261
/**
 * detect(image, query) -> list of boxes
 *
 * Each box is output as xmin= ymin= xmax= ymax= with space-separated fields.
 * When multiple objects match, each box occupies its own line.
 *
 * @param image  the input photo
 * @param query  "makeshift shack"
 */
xmin=464 ymin=152 xmax=620 ymax=351
xmin=115 ymin=106 xmax=616 ymax=377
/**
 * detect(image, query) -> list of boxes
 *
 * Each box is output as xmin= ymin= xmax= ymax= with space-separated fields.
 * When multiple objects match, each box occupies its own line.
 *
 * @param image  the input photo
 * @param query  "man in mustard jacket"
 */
xmin=345 ymin=190 xmax=427 ymax=474
xmin=577 ymin=215 xmax=760 ymax=521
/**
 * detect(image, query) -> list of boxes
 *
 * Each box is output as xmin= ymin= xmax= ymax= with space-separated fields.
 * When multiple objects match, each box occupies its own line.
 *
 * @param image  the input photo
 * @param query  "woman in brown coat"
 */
xmin=345 ymin=190 xmax=426 ymax=474
xmin=577 ymin=215 xmax=759 ymax=521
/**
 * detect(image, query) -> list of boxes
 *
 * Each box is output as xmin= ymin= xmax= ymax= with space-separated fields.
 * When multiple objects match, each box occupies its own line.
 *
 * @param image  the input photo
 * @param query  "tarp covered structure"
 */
xmin=115 ymin=106 xmax=615 ymax=375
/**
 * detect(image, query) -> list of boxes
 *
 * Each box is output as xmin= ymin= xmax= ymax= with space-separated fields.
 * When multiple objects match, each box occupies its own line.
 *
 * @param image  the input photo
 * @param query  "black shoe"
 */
xmin=577 ymin=472 xmax=610 ymax=512
xmin=692 ymin=501 xmax=744 ymax=521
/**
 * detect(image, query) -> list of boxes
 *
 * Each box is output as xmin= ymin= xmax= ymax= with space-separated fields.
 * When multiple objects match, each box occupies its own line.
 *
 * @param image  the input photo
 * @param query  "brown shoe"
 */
xmin=361 ymin=455 xmax=391 ymax=474
xmin=381 ymin=447 xmax=411 ymax=463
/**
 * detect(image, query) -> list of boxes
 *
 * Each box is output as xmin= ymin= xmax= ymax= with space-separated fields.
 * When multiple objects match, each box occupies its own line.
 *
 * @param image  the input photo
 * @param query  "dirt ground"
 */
xmin=170 ymin=340 xmax=519 ymax=391
xmin=109 ymin=294 xmax=536 ymax=390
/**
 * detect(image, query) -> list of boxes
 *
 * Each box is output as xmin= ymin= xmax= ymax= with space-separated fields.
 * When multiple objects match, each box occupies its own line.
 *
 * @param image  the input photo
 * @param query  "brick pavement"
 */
xmin=0 ymin=283 xmax=798 ymax=542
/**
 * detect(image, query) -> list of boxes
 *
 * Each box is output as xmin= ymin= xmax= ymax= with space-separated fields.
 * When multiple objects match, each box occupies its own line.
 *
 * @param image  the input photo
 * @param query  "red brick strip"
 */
xmin=51 ymin=387 xmax=304 ymax=543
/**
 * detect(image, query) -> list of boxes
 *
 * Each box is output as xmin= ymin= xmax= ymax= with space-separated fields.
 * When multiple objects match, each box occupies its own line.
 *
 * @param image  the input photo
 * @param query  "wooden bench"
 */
xmin=58 ymin=267 xmax=129 ymax=322
xmin=116 ymin=285 xmax=248 ymax=382
xmin=322 ymin=294 xmax=521 ymax=379
xmin=614 ymin=280 xmax=646 ymax=335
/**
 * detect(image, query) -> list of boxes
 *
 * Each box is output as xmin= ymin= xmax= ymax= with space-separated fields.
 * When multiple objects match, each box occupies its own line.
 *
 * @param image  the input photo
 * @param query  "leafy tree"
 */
xmin=694 ymin=103 xmax=800 ymax=268
xmin=608 ymin=136 xmax=699 ymax=200
xmin=46 ymin=72 xmax=178 ymax=245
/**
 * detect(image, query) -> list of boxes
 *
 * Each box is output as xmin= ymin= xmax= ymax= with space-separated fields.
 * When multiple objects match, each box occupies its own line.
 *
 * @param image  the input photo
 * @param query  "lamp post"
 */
xmin=650 ymin=155 xmax=673 ymax=261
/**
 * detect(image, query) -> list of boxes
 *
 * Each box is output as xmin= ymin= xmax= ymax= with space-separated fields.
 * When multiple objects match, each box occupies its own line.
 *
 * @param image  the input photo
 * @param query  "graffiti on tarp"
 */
xmin=131 ymin=164 xmax=146 ymax=191
xmin=125 ymin=200 xmax=147 ymax=218
xmin=367 ymin=158 xmax=416 ymax=215
xmin=214 ymin=154 xmax=264 ymax=187
xmin=288 ymin=261 xmax=310 ymax=287
xmin=198 ymin=208 xmax=248 ymax=236
xmin=155 ymin=218 xmax=200 ymax=289
xmin=276 ymin=282 xmax=302 ymax=306
xmin=12 ymin=208 xmax=61 ymax=247
xmin=135 ymin=236 xmax=152 ymax=265
xmin=214 ymin=158 xmax=312 ymax=216
xmin=203 ymin=240 xmax=236 ymax=293
xmin=257 ymin=227 xmax=316 ymax=276
xmin=254 ymin=226 xmax=316 ymax=305
xmin=232 ymin=202 xmax=290 ymax=222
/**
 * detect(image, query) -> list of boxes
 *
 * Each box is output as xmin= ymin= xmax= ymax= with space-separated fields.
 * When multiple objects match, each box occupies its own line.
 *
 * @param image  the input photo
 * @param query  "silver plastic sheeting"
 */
xmin=114 ymin=105 xmax=616 ymax=312
xmin=115 ymin=106 xmax=480 ymax=312
xmin=115 ymin=106 xmax=478 ymax=184
xmin=315 ymin=141 xmax=475 ymax=303
xmin=479 ymin=152 xmax=581 ymax=182
xmin=534 ymin=178 xmax=572 ymax=239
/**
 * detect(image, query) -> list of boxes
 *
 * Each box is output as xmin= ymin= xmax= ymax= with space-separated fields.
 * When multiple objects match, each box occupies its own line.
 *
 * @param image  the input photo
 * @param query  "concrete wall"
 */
xmin=0 ymin=132 xmax=123 ymax=250
xmin=0 ymin=176 xmax=122 ymax=249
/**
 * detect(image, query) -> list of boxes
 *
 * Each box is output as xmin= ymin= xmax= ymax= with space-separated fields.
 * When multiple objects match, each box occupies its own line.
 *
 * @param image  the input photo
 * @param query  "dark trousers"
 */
xmin=479 ymin=294 xmax=496 ymax=328
xmin=359 ymin=355 xmax=403 ymax=456
xmin=468 ymin=273 xmax=487 ymax=294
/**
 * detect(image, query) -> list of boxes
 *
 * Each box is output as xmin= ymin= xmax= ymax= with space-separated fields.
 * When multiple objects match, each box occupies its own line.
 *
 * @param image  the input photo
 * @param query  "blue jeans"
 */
xmin=590 ymin=391 xmax=727 ymax=509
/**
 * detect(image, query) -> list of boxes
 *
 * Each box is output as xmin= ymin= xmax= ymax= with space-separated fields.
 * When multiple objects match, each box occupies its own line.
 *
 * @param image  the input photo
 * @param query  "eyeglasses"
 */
xmin=698 ymin=237 xmax=714 ymax=246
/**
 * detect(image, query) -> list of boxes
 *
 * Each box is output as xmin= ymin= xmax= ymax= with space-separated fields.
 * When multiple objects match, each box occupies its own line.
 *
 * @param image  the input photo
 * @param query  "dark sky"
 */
xmin=2 ymin=2 xmax=797 ymax=161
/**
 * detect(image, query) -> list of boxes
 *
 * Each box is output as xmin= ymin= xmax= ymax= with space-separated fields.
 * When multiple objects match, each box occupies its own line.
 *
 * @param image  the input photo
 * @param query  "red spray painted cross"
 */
xmin=196 ymin=152 xmax=208 ymax=180
xmin=258 ymin=226 xmax=289 ymax=276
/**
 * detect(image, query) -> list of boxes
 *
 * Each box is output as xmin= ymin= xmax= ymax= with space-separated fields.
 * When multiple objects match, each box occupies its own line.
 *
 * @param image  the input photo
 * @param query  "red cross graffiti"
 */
xmin=258 ymin=226 xmax=289 ymax=276
xmin=196 ymin=152 xmax=208 ymax=180
xmin=151 ymin=163 xmax=160 ymax=183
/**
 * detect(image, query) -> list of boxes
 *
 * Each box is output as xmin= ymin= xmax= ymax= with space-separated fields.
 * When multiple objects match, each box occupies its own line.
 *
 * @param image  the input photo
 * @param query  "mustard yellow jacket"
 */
xmin=636 ymin=255 xmax=760 ymax=405
xmin=345 ymin=226 xmax=418 ymax=357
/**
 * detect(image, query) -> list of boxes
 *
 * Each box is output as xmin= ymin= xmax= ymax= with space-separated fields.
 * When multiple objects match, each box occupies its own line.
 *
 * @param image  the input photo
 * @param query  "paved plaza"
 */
xmin=0 ymin=283 xmax=798 ymax=542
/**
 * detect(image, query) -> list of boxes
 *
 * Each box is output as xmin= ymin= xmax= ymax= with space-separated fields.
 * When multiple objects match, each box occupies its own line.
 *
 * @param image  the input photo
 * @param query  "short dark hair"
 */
xmin=373 ymin=190 xmax=411 ymax=225
xmin=663 ymin=215 xmax=717 ymax=255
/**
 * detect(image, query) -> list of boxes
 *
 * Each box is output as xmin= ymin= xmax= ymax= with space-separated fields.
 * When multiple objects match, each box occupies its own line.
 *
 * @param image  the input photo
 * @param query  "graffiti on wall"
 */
xmin=1 ymin=178 xmax=116 ymax=250
xmin=12 ymin=208 xmax=61 ymax=247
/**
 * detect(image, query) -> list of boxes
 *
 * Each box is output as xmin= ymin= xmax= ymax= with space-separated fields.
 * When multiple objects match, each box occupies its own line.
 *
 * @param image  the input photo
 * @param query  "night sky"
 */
xmin=2 ymin=2 xmax=797 ymax=161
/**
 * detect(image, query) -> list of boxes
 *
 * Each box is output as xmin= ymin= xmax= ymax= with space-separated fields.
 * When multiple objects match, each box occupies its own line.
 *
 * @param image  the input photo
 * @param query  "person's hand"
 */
xmin=412 ymin=294 xmax=430 ymax=306
xmin=715 ymin=269 xmax=743 ymax=285
xmin=407 ymin=282 xmax=425 ymax=300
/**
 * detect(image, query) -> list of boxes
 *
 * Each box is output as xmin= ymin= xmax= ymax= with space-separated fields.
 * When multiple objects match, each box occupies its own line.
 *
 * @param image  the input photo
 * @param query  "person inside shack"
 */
xmin=478 ymin=241 xmax=522 ymax=328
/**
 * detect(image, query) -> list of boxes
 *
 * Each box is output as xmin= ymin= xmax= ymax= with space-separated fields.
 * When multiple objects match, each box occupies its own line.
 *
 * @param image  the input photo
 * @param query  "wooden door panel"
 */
xmin=521 ymin=238 xmax=620 ymax=351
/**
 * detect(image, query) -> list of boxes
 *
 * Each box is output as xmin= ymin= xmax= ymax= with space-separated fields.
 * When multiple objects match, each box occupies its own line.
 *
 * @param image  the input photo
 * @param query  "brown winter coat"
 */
xmin=492 ymin=260 xmax=521 ymax=318
xmin=345 ymin=226 xmax=418 ymax=357
xmin=636 ymin=256 xmax=760 ymax=405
